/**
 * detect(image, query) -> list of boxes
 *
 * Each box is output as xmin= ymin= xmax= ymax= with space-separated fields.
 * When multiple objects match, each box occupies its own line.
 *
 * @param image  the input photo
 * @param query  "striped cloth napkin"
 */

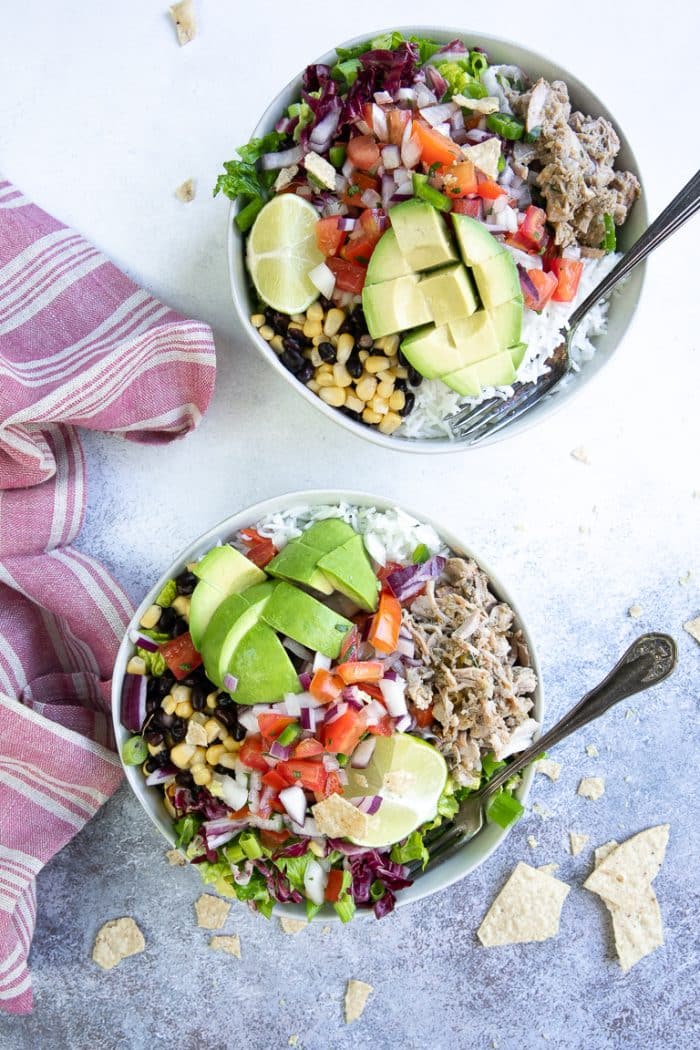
xmin=0 ymin=176 xmax=216 ymax=1014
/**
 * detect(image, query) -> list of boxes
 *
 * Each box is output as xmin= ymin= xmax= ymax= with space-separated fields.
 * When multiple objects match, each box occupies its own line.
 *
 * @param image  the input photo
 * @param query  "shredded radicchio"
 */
xmin=338 ymin=42 xmax=420 ymax=127
xmin=255 ymin=859 xmax=303 ymax=904
xmin=172 ymin=786 xmax=229 ymax=821
xmin=348 ymin=850 xmax=412 ymax=918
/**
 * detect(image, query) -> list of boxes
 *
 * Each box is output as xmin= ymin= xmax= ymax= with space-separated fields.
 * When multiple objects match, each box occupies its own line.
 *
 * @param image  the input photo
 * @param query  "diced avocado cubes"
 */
xmin=267 ymin=518 xmax=355 ymax=595
xmin=443 ymin=350 xmax=516 ymax=397
xmin=189 ymin=545 xmax=266 ymax=649
xmin=490 ymin=299 xmax=523 ymax=349
xmin=316 ymin=533 xmax=379 ymax=612
xmin=447 ymin=312 xmax=501 ymax=366
xmin=365 ymin=227 xmax=412 ymax=286
xmin=261 ymin=581 xmax=353 ymax=659
xmin=362 ymin=275 xmax=433 ymax=340
xmin=471 ymin=252 xmax=522 ymax=310
xmin=389 ymin=199 xmax=457 ymax=271
xmin=418 ymin=264 xmax=478 ymax=327
xmin=400 ymin=324 xmax=465 ymax=380
xmin=451 ymin=213 xmax=505 ymax=266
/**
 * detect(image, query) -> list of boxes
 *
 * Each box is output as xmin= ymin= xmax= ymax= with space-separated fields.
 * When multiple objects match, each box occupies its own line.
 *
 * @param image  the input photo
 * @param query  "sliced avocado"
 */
xmin=316 ymin=533 xmax=380 ymax=612
xmin=400 ymin=323 xmax=464 ymax=380
xmin=199 ymin=581 xmax=275 ymax=686
xmin=451 ymin=213 xmax=504 ymax=266
xmin=472 ymin=252 xmax=522 ymax=310
xmin=490 ymin=298 xmax=523 ymax=349
xmin=389 ymin=200 xmax=457 ymax=272
xmin=261 ymin=581 xmax=352 ymax=659
xmin=300 ymin=519 xmax=356 ymax=551
xmin=227 ymin=621 xmax=300 ymax=704
xmin=267 ymin=542 xmax=333 ymax=595
xmin=189 ymin=546 xmax=266 ymax=648
xmin=448 ymin=311 xmax=501 ymax=366
xmin=442 ymin=365 xmax=481 ymax=398
xmin=510 ymin=342 xmax=527 ymax=370
xmin=362 ymin=274 xmax=433 ymax=340
xmin=443 ymin=349 xmax=517 ymax=397
xmin=418 ymin=264 xmax=478 ymax=327
xmin=365 ymin=227 xmax=412 ymax=286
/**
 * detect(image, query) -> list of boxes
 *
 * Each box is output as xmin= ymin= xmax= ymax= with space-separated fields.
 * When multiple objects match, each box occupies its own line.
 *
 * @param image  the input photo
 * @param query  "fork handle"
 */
xmin=568 ymin=168 xmax=700 ymax=334
xmin=479 ymin=633 xmax=677 ymax=802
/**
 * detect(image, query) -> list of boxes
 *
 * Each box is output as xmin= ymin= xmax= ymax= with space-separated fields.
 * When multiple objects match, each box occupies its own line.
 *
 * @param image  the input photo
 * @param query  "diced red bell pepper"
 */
xmin=316 ymin=215 xmax=347 ymax=257
xmin=276 ymin=759 xmax=327 ymax=794
xmin=413 ymin=121 xmax=462 ymax=166
xmin=439 ymin=160 xmax=478 ymax=197
xmin=322 ymin=708 xmax=367 ymax=755
xmin=550 ymin=257 xmax=584 ymax=302
xmin=522 ymin=269 xmax=559 ymax=312
xmin=357 ymin=682 xmax=384 ymax=702
xmin=159 ymin=632 xmax=202 ymax=681
xmin=325 ymin=867 xmax=345 ymax=902
xmin=238 ymin=735 xmax=271 ymax=773
xmin=367 ymin=591 xmax=402 ymax=655
xmin=326 ymin=256 xmax=367 ymax=294
xmin=309 ymin=668 xmax=344 ymax=704
xmin=336 ymin=660 xmax=384 ymax=685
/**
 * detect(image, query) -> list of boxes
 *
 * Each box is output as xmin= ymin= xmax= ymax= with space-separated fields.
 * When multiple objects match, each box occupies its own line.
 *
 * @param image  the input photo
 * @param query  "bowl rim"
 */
xmin=111 ymin=488 xmax=544 ymax=920
xmin=227 ymin=25 xmax=648 ymax=454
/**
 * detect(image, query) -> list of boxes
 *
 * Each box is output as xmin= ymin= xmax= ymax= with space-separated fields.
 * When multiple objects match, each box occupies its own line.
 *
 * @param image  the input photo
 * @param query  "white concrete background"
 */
xmin=1 ymin=1 xmax=699 ymax=1047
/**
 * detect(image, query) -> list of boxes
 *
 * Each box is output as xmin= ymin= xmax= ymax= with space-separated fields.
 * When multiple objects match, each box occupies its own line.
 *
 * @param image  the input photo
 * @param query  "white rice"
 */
xmin=251 ymin=503 xmax=444 ymax=567
xmin=398 ymin=251 xmax=622 ymax=440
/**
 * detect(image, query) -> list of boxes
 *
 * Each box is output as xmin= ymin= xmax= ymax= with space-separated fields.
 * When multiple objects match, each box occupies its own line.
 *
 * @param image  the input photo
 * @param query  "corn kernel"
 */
xmin=171 ymin=684 xmax=192 ymax=704
xmin=336 ymin=333 xmax=354 ymax=359
xmin=139 ymin=604 xmax=162 ymax=630
xmin=320 ymin=386 xmax=346 ymax=407
xmin=370 ymin=396 xmax=389 ymax=415
xmin=306 ymin=379 xmax=320 ymax=393
xmin=126 ymin=655 xmax=147 ymax=676
xmin=362 ymin=408 xmax=382 ymax=425
xmin=259 ymin=325 xmax=274 ymax=341
xmin=379 ymin=410 xmax=403 ymax=435
xmin=190 ymin=746 xmax=207 ymax=767
xmin=377 ymin=379 xmax=394 ymax=399
xmin=323 ymin=308 xmax=345 ymax=336
xmin=270 ymin=334 xmax=284 ymax=353
xmin=355 ymin=375 xmax=377 ymax=402
xmin=335 ymin=341 xmax=353 ymax=366
xmin=204 ymin=718 xmax=223 ymax=744
xmin=365 ymin=355 xmax=388 ymax=374
xmin=317 ymin=363 xmax=332 ymax=375
xmin=223 ymin=736 xmax=241 ymax=753
xmin=383 ymin=334 xmax=400 ymax=355
xmin=310 ymin=349 xmax=323 ymax=368
xmin=291 ymin=313 xmax=305 ymax=324
xmin=192 ymin=765 xmax=212 ymax=786
xmin=345 ymin=394 xmax=364 ymax=414
xmin=206 ymin=691 xmax=219 ymax=710
xmin=251 ymin=313 xmax=266 ymax=328
xmin=332 ymin=363 xmax=353 ymax=388
xmin=175 ymin=700 xmax=193 ymax=719
xmin=161 ymin=694 xmax=177 ymax=715
xmin=171 ymin=595 xmax=191 ymax=620
xmin=306 ymin=301 xmax=324 ymax=322
xmin=147 ymin=742 xmax=165 ymax=756
xmin=372 ymin=337 xmax=386 ymax=352
xmin=316 ymin=372 xmax=335 ymax=388
xmin=170 ymin=742 xmax=196 ymax=769
xmin=312 ymin=334 xmax=325 ymax=347
xmin=216 ymin=753 xmax=239 ymax=770
xmin=389 ymin=389 xmax=406 ymax=412
xmin=303 ymin=319 xmax=323 ymax=339
xmin=287 ymin=321 xmax=303 ymax=332
xmin=206 ymin=743 xmax=226 ymax=766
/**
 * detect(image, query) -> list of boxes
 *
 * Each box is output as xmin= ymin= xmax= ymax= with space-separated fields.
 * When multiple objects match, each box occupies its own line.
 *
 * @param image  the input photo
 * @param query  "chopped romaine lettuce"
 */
xmin=213 ymin=132 xmax=285 ymax=224
xmin=173 ymin=814 xmax=201 ymax=849
xmin=155 ymin=579 xmax=177 ymax=607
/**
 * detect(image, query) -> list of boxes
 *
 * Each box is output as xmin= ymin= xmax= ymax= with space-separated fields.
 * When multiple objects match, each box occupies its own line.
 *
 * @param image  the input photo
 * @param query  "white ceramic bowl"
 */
xmin=228 ymin=27 xmax=647 ymax=453
xmin=112 ymin=489 xmax=543 ymax=921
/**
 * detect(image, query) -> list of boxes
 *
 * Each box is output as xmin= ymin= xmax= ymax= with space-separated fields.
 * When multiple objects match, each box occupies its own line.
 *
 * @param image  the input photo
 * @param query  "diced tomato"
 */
xmin=518 ymin=205 xmax=548 ymax=251
xmin=239 ymin=528 xmax=265 ymax=545
xmin=386 ymin=108 xmax=411 ymax=145
xmin=269 ymin=797 xmax=286 ymax=814
xmin=322 ymin=708 xmax=367 ymax=755
xmin=257 ymin=713 xmax=296 ymax=741
xmin=376 ymin=561 xmax=402 ymax=585
xmin=522 ymin=269 xmax=558 ymax=312
xmin=341 ymin=171 xmax=379 ymax=207
xmin=309 ymin=668 xmax=344 ymax=704
xmin=412 ymin=705 xmax=434 ymax=728
xmin=413 ymin=121 xmax=462 ymax=166
xmin=277 ymin=759 xmax=327 ymax=793
xmin=347 ymin=134 xmax=381 ymax=173
xmin=357 ymin=207 xmax=385 ymax=244
xmin=367 ymin=715 xmax=393 ymax=736
xmin=341 ymin=235 xmax=375 ymax=266
xmin=451 ymin=197 xmax=482 ymax=217
xmin=315 ymin=215 xmax=346 ymax=257
xmin=244 ymin=539 xmax=277 ymax=568
xmin=261 ymin=768 xmax=292 ymax=792
xmin=357 ymin=682 xmax=384 ymax=702
xmin=316 ymin=770 xmax=343 ymax=801
xmin=550 ymin=257 xmax=584 ymax=302
xmin=476 ymin=178 xmax=506 ymax=200
xmin=239 ymin=735 xmax=271 ymax=773
xmin=325 ymin=867 xmax=345 ymax=902
xmin=260 ymin=828 xmax=291 ymax=849
xmin=293 ymin=738 xmax=325 ymax=759
xmin=159 ymin=632 xmax=202 ymax=681
xmin=337 ymin=660 xmax=384 ymax=685
xmin=326 ymin=256 xmax=366 ymax=294
xmin=367 ymin=591 xmax=402 ymax=655
xmin=439 ymin=160 xmax=477 ymax=197
xmin=339 ymin=625 xmax=361 ymax=663
xmin=504 ymin=230 xmax=537 ymax=254
xmin=228 ymin=806 xmax=250 ymax=820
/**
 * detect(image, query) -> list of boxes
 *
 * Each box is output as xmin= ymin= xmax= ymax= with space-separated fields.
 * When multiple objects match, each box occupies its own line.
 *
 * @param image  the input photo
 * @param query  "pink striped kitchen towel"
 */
xmin=0 ymin=176 xmax=216 ymax=1013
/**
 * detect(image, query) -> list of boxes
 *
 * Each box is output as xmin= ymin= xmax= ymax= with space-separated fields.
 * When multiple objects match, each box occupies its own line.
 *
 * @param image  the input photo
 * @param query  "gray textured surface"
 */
xmin=1 ymin=1 xmax=700 ymax=1046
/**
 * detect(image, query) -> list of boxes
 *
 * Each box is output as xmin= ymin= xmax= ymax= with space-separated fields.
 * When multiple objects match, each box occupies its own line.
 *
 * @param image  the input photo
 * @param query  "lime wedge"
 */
xmin=343 ymin=734 xmax=448 ymax=848
xmin=246 ymin=194 xmax=324 ymax=314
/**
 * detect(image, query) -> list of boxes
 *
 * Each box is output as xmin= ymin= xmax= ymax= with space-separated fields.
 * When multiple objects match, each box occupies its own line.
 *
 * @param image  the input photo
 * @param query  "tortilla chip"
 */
xmin=288 ymin=1037 xmax=299 ymax=1047
xmin=344 ymin=979 xmax=373 ymax=1023
xmin=535 ymin=759 xmax=561 ymax=782
xmin=584 ymin=825 xmax=670 ymax=910
xmin=280 ymin=917 xmax=308 ymax=935
xmin=527 ymin=835 xmax=538 ymax=849
xmin=628 ymin=604 xmax=643 ymax=619
xmin=589 ymin=837 xmax=665 ymax=970
xmin=169 ymin=0 xmax=196 ymax=45
xmin=538 ymin=863 xmax=559 ymax=875
xmin=569 ymin=832 xmax=589 ymax=857
xmin=165 ymin=849 xmax=186 ymax=866
xmin=570 ymin=446 xmax=590 ymax=464
xmin=578 ymin=777 xmax=605 ymax=801
xmin=585 ymin=744 xmax=599 ymax=758
xmin=195 ymin=894 xmax=231 ymax=930
xmin=683 ymin=616 xmax=700 ymax=644
xmin=92 ymin=917 xmax=145 ymax=970
xmin=477 ymin=863 xmax=570 ymax=946
xmin=209 ymin=934 xmax=241 ymax=958
xmin=312 ymin=794 xmax=368 ymax=840
xmin=175 ymin=178 xmax=196 ymax=204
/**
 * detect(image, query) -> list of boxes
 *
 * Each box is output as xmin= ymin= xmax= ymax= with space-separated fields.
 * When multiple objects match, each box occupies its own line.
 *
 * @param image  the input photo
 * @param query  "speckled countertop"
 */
xmin=1 ymin=1 xmax=699 ymax=1047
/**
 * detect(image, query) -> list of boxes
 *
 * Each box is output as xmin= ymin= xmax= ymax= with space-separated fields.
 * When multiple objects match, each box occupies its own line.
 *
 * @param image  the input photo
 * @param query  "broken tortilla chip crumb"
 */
xmin=628 ymin=604 xmax=643 ymax=619
xmin=175 ymin=178 xmax=196 ymax=203
xmin=165 ymin=849 xmax=186 ymax=866
xmin=570 ymin=446 xmax=590 ymax=465
xmin=209 ymin=934 xmax=241 ymax=958
xmin=527 ymin=835 xmax=538 ymax=849
xmin=92 ymin=917 xmax=145 ymax=971
xmin=683 ymin=616 xmax=700 ymax=644
xmin=534 ymin=758 xmax=561 ymax=782
xmin=585 ymin=744 xmax=599 ymax=758
xmin=289 ymin=1037 xmax=299 ymax=1047
xmin=169 ymin=0 xmax=196 ymax=45
xmin=569 ymin=832 xmax=589 ymax=857
xmin=312 ymin=793 xmax=368 ymax=840
xmin=578 ymin=776 xmax=605 ymax=801
xmin=344 ymin=979 xmax=373 ymax=1023
xmin=477 ymin=863 xmax=570 ymax=947
xmin=195 ymin=894 xmax=230 ymax=930
xmin=538 ymin=863 xmax=559 ymax=876
xmin=280 ymin=917 xmax=308 ymax=935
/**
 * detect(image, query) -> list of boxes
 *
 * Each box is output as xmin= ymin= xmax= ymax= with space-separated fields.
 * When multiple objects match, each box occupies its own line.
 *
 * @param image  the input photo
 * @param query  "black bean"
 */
xmin=145 ymin=757 xmax=158 ymax=773
xmin=283 ymin=334 xmax=305 ymax=354
xmin=338 ymin=318 xmax=354 ymax=335
xmin=146 ymin=693 xmax=159 ymax=714
xmin=298 ymin=362 xmax=314 ymax=384
xmin=395 ymin=377 xmax=407 ymax=393
xmin=232 ymin=722 xmax=246 ymax=742
xmin=175 ymin=771 xmax=193 ymax=787
xmin=264 ymin=306 xmax=275 ymax=325
xmin=401 ymin=391 xmax=415 ymax=416
xmin=157 ymin=711 xmax=174 ymax=729
xmin=170 ymin=717 xmax=187 ymax=742
xmin=272 ymin=312 xmax=289 ymax=335
xmin=318 ymin=295 xmax=332 ymax=311
xmin=347 ymin=351 xmax=363 ymax=379
xmin=158 ymin=606 xmax=178 ymax=632
xmin=144 ymin=728 xmax=163 ymax=745
xmin=171 ymin=618 xmax=189 ymax=638
xmin=280 ymin=348 xmax=305 ymax=374
xmin=175 ymin=570 xmax=197 ymax=595
xmin=215 ymin=705 xmax=236 ymax=728
xmin=358 ymin=334 xmax=373 ymax=349
xmin=318 ymin=342 xmax=336 ymax=363
xmin=216 ymin=693 xmax=233 ymax=708
xmin=191 ymin=684 xmax=206 ymax=711
xmin=154 ymin=750 xmax=172 ymax=769
xmin=215 ymin=764 xmax=232 ymax=776
xmin=397 ymin=349 xmax=408 ymax=366
xmin=407 ymin=366 xmax=423 ymax=387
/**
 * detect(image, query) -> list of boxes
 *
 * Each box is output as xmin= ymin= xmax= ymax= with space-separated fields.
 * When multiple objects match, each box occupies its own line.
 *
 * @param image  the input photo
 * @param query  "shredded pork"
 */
xmin=508 ymin=78 xmax=640 ymax=248
xmin=404 ymin=558 xmax=537 ymax=786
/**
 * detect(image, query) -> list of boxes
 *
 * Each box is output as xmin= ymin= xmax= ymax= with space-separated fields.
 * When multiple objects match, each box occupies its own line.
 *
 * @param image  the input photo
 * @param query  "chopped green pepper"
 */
xmin=412 ymin=173 xmax=452 ymax=213
xmin=277 ymin=722 xmax=302 ymax=747
xmin=235 ymin=197 xmax=265 ymax=232
xmin=329 ymin=145 xmax=346 ymax=169
xmin=121 ymin=736 xmax=148 ymax=765
xmin=412 ymin=543 xmax=430 ymax=564
xmin=602 ymin=213 xmax=617 ymax=253
xmin=486 ymin=112 xmax=525 ymax=141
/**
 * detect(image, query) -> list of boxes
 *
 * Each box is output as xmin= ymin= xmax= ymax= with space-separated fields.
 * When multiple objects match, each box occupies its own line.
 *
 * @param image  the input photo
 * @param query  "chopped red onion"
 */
xmin=324 ymin=701 xmax=348 ymax=726
xmin=394 ymin=714 xmax=413 ymax=733
xmin=518 ymin=265 xmax=539 ymax=301
xmin=381 ymin=145 xmax=401 ymax=171
xmin=379 ymin=677 xmax=407 ymax=717
xmin=420 ymin=102 xmax=458 ymax=127
xmin=337 ymin=768 xmax=349 ymax=786
xmin=300 ymin=707 xmax=318 ymax=732
xmin=350 ymin=737 xmax=376 ymax=768
xmin=400 ymin=123 xmax=421 ymax=169
xmin=322 ymin=753 xmax=340 ymax=773
xmin=279 ymin=785 xmax=307 ymax=827
xmin=312 ymin=651 xmax=331 ymax=672
xmin=120 ymin=674 xmax=147 ymax=732
xmin=504 ymin=244 xmax=542 ymax=270
xmin=248 ymin=770 xmax=262 ymax=813
xmin=385 ymin=555 xmax=446 ymax=603
xmin=260 ymin=145 xmax=303 ymax=170
xmin=337 ymin=216 xmax=356 ymax=232
xmin=145 ymin=765 xmax=177 ymax=787
xmin=396 ymin=87 xmax=416 ymax=102
xmin=341 ymin=157 xmax=354 ymax=179
xmin=361 ymin=188 xmax=382 ymax=209
xmin=310 ymin=108 xmax=341 ymax=149
xmin=350 ymin=795 xmax=383 ymax=815
xmin=222 ymin=673 xmax=238 ymax=693
xmin=450 ymin=108 xmax=465 ymax=133
xmin=298 ymin=672 xmax=312 ymax=690
xmin=238 ymin=709 xmax=259 ymax=734
xmin=304 ymin=858 xmax=328 ymax=906
xmin=371 ymin=104 xmax=388 ymax=142
xmin=414 ymin=83 xmax=438 ymax=108
xmin=269 ymin=740 xmax=292 ymax=761
xmin=129 ymin=630 xmax=158 ymax=652
xmin=308 ymin=261 xmax=336 ymax=300
xmin=374 ymin=90 xmax=394 ymax=105
xmin=396 ymin=636 xmax=415 ymax=659
xmin=466 ymin=128 xmax=496 ymax=144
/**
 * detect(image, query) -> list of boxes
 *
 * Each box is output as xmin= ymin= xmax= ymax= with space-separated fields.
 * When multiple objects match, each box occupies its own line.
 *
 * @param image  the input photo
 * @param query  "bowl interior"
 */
xmin=228 ymin=27 xmax=647 ymax=453
xmin=112 ymin=489 xmax=544 ymax=920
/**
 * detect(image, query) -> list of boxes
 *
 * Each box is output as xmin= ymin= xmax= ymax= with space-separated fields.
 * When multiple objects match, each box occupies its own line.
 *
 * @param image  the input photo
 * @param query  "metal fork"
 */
xmin=409 ymin=633 xmax=677 ymax=876
xmin=448 ymin=169 xmax=700 ymax=444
